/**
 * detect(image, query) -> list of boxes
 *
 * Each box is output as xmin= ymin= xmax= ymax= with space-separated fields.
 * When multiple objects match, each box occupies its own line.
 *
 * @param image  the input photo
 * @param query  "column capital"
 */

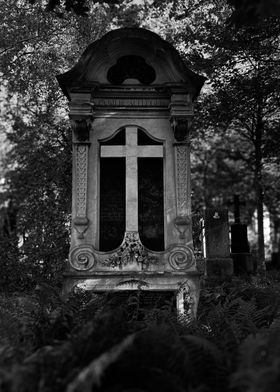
xmin=170 ymin=116 xmax=191 ymax=143
xmin=70 ymin=115 xmax=92 ymax=142
xmin=169 ymin=91 xmax=193 ymax=142
xmin=69 ymin=90 xmax=92 ymax=114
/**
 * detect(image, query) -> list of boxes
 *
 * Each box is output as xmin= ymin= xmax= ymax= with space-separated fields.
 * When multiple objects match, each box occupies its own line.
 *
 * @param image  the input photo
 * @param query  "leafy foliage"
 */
xmin=1 ymin=0 xmax=280 ymax=289
xmin=228 ymin=0 xmax=280 ymax=26
xmin=1 ymin=4 xmax=280 ymax=389
xmin=231 ymin=329 xmax=280 ymax=392
xmin=30 ymin=0 xmax=121 ymax=17
xmin=197 ymin=279 xmax=280 ymax=361
xmin=0 ymin=276 xmax=280 ymax=391
xmin=0 ymin=0 xmax=114 ymax=290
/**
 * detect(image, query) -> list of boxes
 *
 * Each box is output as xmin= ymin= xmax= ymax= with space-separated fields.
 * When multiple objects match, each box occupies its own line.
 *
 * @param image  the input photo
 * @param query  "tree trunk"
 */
xmin=254 ymin=108 xmax=266 ymax=274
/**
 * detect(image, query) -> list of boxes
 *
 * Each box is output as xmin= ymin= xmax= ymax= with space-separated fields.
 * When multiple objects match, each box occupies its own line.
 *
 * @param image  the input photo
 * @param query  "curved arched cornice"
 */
xmin=57 ymin=28 xmax=205 ymax=100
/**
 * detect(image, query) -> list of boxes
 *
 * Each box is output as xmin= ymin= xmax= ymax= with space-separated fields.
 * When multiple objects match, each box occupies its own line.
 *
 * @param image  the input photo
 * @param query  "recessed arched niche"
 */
xmin=57 ymin=27 xmax=205 ymax=316
xmin=99 ymin=128 xmax=164 ymax=252
xmin=107 ymin=56 xmax=156 ymax=85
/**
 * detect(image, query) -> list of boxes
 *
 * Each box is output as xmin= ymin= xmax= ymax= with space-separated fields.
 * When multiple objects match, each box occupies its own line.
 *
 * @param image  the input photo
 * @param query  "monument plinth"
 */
xmin=57 ymin=28 xmax=204 ymax=316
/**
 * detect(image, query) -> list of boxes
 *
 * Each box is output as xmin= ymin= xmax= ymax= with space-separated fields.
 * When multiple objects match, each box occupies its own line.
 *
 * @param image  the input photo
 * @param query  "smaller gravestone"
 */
xmin=229 ymin=195 xmax=253 ymax=274
xmin=204 ymin=208 xmax=233 ymax=277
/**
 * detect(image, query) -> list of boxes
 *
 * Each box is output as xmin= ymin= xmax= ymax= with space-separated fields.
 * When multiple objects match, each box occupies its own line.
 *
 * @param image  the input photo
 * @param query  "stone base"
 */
xmin=105 ymin=290 xmax=177 ymax=309
xmin=231 ymin=253 xmax=254 ymax=274
xmin=63 ymin=271 xmax=201 ymax=317
xmin=205 ymin=257 xmax=233 ymax=278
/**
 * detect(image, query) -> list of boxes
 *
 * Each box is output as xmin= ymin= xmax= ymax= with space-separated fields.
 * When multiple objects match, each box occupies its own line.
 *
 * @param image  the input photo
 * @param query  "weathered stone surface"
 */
xmin=57 ymin=28 xmax=204 ymax=98
xmin=57 ymin=28 xmax=204 ymax=315
xmin=204 ymin=208 xmax=231 ymax=258
xmin=204 ymin=208 xmax=233 ymax=277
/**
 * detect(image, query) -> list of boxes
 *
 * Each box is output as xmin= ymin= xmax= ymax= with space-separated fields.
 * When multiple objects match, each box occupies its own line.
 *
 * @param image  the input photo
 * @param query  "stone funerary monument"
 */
xmin=57 ymin=28 xmax=204 ymax=315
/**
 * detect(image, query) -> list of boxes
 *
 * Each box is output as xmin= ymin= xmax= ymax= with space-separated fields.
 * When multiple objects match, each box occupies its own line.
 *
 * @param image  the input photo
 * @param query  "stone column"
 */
xmin=169 ymin=91 xmax=193 ymax=245
xmin=71 ymin=117 xmax=92 ymax=240
xmin=68 ymin=109 xmax=96 ymax=272
xmin=169 ymin=91 xmax=199 ymax=314
xmin=69 ymin=92 xmax=93 ymax=241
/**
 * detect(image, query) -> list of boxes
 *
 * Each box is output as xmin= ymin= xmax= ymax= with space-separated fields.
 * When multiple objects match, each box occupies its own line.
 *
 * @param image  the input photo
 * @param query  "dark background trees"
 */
xmin=1 ymin=5 xmax=280 ymax=392
xmin=0 ymin=0 xmax=280 ymax=290
xmin=196 ymin=17 xmax=280 ymax=271
xmin=0 ymin=0 xmax=109 ymax=290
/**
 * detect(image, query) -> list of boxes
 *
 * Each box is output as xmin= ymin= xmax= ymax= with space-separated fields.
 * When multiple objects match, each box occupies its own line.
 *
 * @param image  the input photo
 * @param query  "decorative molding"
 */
xmin=182 ymin=283 xmax=195 ymax=317
xmin=169 ymin=91 xmax=193 ymax=118
xmin=100 ymin=231 xmax=158 ymax=268
xmin=76 ymin=144 xmax=88 ymax=216
xmin=69 ymin=95 xmax=92 ymax=117
xmin=174 ymin=215 xmax=191 ymax=239
xmin=174 ymin=143 xmax=188 ymax=216
xmin=169 ymin=90 xmax=193 ymax=142
xmin=70 ymin=245 xmax=95 ymax=271
xmin=74 ymin=144 xmax=89 ymax=239
xmin=169 ymin=245 xmax=195 ymax=270
xmin=93 ymin=97 xmax=169 ymax=108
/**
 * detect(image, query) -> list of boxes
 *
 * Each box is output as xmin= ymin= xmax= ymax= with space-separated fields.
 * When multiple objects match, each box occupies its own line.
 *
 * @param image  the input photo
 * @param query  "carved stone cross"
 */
xmin=100 ymin=126 xmax=163 ymax=233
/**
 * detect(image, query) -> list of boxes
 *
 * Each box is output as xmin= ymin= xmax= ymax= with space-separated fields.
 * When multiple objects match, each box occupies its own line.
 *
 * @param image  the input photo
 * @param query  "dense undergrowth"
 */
xmin=0 ymin=272 xmax=280 ymax=392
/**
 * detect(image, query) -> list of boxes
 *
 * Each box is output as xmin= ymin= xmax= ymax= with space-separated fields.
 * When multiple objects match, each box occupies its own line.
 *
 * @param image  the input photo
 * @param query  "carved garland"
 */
xmin=73 ymin=143 xmax=89 ymax=239
xmin=76 ymin=144 xmax=88 ymax=218
xmin=100 ymin=232 xmax=158 ymax=269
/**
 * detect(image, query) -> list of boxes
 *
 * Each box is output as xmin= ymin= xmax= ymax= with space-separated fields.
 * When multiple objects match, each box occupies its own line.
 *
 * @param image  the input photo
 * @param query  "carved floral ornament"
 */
xmin=100 ymin=232 xmax=158 ymax=269
xmin=69 ymin=238 xmax=195 ymax=272
xmin=73 ymin=143 xmax=89 ymax=239
xmin=174 ymin=143 xmax=189 ymax=216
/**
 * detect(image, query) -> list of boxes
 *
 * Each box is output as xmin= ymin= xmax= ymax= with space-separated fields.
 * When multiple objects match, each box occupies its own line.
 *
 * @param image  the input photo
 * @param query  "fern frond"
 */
xmin=67 ymin=334 xmax=135 ymax=392
xmin=269 ymin=315 xmax=280 ymax=332
xmin=181 ymin=334 xmax=229 ymax=392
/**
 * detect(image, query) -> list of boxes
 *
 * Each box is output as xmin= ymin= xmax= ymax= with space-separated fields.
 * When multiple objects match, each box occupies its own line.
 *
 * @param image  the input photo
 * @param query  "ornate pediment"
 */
xmin=57 ymin=28 xmax=205 ymax=99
